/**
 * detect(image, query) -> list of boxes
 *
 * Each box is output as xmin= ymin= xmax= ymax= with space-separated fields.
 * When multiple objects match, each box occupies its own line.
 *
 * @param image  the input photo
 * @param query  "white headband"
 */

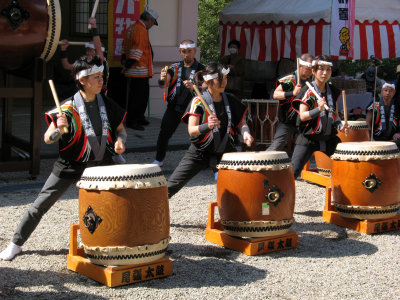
xmin=382 ymin=82 xmax=395 ymax=90
xmin=85 ymin=42 xmax=105 ymax=52
xmin=203 ymin=68 xmax=230 ymax=81
xmin=312 ymin=60 xmax=333 ymax=67
xmin=75 ymin=64 xmax=104 ymax=80
xmin=179 ymin=43 xmax=196 ymax=49
xmin=299 ymin=59 xmax=312 ymax=68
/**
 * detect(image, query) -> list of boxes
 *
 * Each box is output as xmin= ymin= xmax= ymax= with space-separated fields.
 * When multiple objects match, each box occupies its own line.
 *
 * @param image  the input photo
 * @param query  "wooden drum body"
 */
xmin=242 ymin=99 xmax=279 ymax=146
xmin=0 ymin=0 xmax=61 ymax=71
xmin=314 ymin=120 xmax=370 ymax=176
xmin=217 ymin=152 xmax=295 ymax=237
xmin=77 ymin=164 xmax=170 ymax=266
xmin=331 ymin=142 xmax=400 ymax=220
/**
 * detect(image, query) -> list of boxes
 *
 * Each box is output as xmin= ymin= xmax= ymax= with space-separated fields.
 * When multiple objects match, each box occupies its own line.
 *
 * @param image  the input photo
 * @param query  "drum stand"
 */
xmin=67 ymin=224 xmax=173 ymax=287
xmin=205 ymin=202 xmax=298 ymax=255
xmin=301 ymin=159 xmax=331 ymax=187
xmin=323 ymin=187 xmax=400 ymax=234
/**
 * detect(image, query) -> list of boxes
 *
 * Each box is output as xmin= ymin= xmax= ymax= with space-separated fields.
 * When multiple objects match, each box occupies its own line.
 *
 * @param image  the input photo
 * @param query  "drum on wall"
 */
xmin=217 ymin=151 xmax=295 ymax=237
xmin=314 ymin=120 xmax=371 ymax=176
xmin=242 ymin=99 xmax=279 ymax=147
xmin=0 ymin=0 xmax=61 ymax=71
xmin=77 ymin=164 xmax=170 ymax=266
xmin=331 ymin=141 xmax=400 ymax=220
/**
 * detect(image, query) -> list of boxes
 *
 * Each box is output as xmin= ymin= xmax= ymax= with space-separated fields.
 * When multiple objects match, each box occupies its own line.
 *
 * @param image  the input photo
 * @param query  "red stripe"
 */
xmin=358 ymin=22 xmax=368 ymax=59
xmin=372 ymin=21 xmax=382 ymax=59
xmin=220 ymin=23 xmax=227 ymax=56
xmin=385 ymin=22 xmax=396 ymax=58
xmin=301 ymin=23 xmax=309 ymax=54
xmin=250 ymin=23 xmax=257 ymax=49
xmin=315 ymin=22 xmax=323 ymax=56
xmin=258 ymin=26 xmax=266 ymax=61
xmin=280 ymin=23 xmax=286 ymax=58
xmin=289 ymin=24 xmax=297 ymax=59
xmin=271 ymin=23 xmax=278 ymax=61
xmin=230 ymin=24 xmax=236 ymax=41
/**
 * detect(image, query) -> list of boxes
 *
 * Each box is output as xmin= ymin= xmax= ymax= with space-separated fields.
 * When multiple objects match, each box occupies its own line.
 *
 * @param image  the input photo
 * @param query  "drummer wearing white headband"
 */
xmin=267 ymin=53 xmax=314 ymax=152
xmin=0 ymin=56 xmax=127 ymax=261
xmin=366 ymin=81 xmax=400 ymax=148
xmin=167 ymin=62 xmax=254 ymax=198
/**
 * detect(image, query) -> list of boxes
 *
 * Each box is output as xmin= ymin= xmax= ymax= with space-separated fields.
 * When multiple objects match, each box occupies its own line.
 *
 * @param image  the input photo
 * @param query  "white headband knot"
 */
xmin=203 ymin=68 xmax=230 ymax=81
xmin=299 ymin=59 xmax=312 ymax=68
xmin=382 ymin=82 xmax=395 ymax=90
xmin=76 ymin=64 xmax=104 ymax=80
xmin=179 ymin=43 xmax=196 ymax=49
xmin=312 ymin=60 xmax=333 ymax=67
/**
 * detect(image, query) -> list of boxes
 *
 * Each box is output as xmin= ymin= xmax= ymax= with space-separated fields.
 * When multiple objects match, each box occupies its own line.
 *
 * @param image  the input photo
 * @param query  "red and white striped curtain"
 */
xmin=220 ymin=21 xmax=400 ymax=61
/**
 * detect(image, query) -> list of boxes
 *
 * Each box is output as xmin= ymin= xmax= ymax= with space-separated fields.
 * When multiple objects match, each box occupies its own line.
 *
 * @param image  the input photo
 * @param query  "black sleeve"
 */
xmin=226 ymin=93 xmax=247 ymax=128
xmin=104 ymin=95 xmax=126 ymax=131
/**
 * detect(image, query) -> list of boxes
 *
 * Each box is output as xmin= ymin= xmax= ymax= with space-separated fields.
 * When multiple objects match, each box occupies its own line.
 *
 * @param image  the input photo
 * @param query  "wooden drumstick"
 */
xmin=59 ymin=41 xmax=87 ymax=46
xmin=296 ymin=58 xmax=300 ymax=85
xmin=305 ymin=81 xmax=330 ymax=111
xmin=88 ymin=0 xmax=100 ymax=30
xmin=48 ymin=80 xmax=68 ymax=134
xmin=192 ymin=85 xmax=221 ymax=129
xmin=342 ymin=90 xmax=348 ymax=126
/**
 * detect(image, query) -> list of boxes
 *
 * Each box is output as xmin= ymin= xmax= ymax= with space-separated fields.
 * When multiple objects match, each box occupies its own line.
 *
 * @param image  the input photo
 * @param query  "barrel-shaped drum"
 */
xmin=331 ymin=142 xmax=400 ymax=219
xmin=217 ymin=151 xmax=295 ymax=237
xmin=77 ymin=164 xmax=170 ymax=266
xmin=314 ymin=120 xmax=370 ymax=176
xmin=0 ymin=0 xmax=61 ymax=71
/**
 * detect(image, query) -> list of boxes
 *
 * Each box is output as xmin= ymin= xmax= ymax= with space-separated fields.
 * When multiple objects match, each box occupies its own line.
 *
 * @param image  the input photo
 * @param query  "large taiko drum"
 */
xmin=77 ymin=164 xmax=170 ymax=266
xmin=242 ymin=99 xmax=279 ymax=147
xmin=314 ymin=120 xmax=371 ymax=176
xmin=331 ymin=142 xmax=400 ymax=220
xmin=217 ymin=151 xmax=295 ymax=237
xmin=0 ymin=0 xmax=61 ymax=71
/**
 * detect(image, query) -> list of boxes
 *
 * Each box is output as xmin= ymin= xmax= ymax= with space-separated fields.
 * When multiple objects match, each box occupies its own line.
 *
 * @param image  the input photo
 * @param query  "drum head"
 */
xmin=77 ymin=164 xmax=167 ymax=190
xmin=218 ymin=151 xmax=291 ymax=171
xmin=346 ymin=120 xmax=368 ymax=129
xmin=331 ymin=141 xmax=400 ymax=161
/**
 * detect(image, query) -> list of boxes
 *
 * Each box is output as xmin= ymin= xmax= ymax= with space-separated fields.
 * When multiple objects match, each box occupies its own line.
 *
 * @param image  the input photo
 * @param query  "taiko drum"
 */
xmin=331 ymin=141 xmax=400 ymax=219
xmin=217 ymin=151 xmax=295 ymax=237
xmin=314 ymin=120 xmax=370 ymax=176
xmin=77 ymin=164 xmax=170 ymax=266
xmin=0 ymin=0 xmax=61 ymax=71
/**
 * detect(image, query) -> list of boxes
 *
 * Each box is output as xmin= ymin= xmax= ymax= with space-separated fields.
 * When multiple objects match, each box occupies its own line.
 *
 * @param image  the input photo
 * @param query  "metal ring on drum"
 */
xmin=241 ymin=99 xmax=279 ymax=146
xmin=0 ymin=0 xmax=61 ymax=71
xmin=77 ymin=164 xmax=170 ymax=266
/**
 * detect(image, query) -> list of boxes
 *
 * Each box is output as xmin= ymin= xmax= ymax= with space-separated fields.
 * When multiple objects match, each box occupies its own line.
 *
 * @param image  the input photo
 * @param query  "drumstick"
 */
xmin=59 ymin=41 xmax=87 ymax=46
xmin=305 ymin=81 xmax=330 ymax=111
xmin=88 ymin=0 xmax=100 ymax=30
xmin=296 ymin=58 xmax=300 ymax=85
xmin=192 ymin=85 xmax=221 ymax=130
xmin=342 ymin=90 xmax=348 ymax=126
xmin=48 ymin=80 xmax=68 ymax=134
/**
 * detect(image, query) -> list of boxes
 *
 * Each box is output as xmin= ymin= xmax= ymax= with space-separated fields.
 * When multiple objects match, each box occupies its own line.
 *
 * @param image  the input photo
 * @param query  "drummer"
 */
xmin=267 ymin=53 xmax=314 ymax=151
xmin=366 ymin=82 xmax=400 ymax=148
xmin=167 ymin=62 xmax=254 ymax=198
xmin=0 ymin=56 xmax=127 ymax=261
xmin=291 ymin=55 xmax=349 ymax=179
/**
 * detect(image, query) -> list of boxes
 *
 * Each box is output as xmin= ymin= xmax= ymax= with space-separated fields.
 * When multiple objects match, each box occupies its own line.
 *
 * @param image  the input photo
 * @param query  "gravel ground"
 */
xmin=0 ymin=150 xmax=399 ymax=299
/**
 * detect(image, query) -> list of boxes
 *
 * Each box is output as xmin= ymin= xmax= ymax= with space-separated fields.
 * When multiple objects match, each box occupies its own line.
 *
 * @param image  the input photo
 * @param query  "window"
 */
xmin=71 ymin=0 xmax=108 ymax=37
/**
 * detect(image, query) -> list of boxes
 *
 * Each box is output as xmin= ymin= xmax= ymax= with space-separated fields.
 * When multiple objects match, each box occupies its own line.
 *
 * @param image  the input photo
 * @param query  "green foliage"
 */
xmin=198 ymin=0 xmax=232 ymax=65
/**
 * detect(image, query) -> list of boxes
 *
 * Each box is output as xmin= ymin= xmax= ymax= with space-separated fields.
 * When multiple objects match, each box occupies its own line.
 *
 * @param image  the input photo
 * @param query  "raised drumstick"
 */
xmin=88 ymin=0 xmax=100 ymax=30
xmin=192 ymin=84 xmax=222 ymax=130
xmin=58 ymin=41 xmax=87 ymax=46
xmin=305 ymin=81 xmax=330 ymax=111
xmin=48 ymin=80 xmax=68 ymax=134
xmin=296 ymin=58 xmax=300 ymax=85
xmin=342 ymin=90 xmax=348 ymax=126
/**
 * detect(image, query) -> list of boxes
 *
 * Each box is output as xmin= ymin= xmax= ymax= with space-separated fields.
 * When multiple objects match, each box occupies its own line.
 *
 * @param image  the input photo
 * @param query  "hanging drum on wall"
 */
xmin=0 ymin=0 xmax=61 ymax=71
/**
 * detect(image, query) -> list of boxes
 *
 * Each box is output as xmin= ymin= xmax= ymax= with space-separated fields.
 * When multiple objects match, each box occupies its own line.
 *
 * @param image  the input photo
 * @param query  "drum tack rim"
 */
xmin=40 ymin=0 xmax=61 ymax=62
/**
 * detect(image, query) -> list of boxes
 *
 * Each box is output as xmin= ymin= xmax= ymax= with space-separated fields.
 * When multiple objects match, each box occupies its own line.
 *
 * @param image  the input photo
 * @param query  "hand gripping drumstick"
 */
xmin=88 ymin=0 xmax=100 ymax=30
xmin=305 ymin=81 xmax=330 ymax=111
xmin=192 ymin=84 xmax=220 ymax=129
xmin=48 ymin=80 xmax=68 ymax=134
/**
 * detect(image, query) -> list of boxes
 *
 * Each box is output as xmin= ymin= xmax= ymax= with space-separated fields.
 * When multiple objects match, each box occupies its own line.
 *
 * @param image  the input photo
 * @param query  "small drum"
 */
xmin=0 ymin=0 xmax=61 ymax=71
xmin=242 ymin=99 xmax=279 ymax=146
xmin=217 ymin=151 xmax=295 ymax=237
xmin=77 ymin=164 xmax=170 ymax=266
xmin=331 ymin=142 xmax=400 ymax=220
xmin=314 ymin=120 xmax=370 ymax=176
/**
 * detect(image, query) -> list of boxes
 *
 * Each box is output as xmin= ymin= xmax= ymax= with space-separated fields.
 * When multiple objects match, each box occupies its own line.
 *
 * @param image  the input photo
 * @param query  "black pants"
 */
xmin=267 ymin=122 xmax=298 ymax=151
xmin=167 ymin=148 xmax=221 ymax=198
xmin=156 ymin=106 xmax=184 ymax=161
xmin=291 ymin=135 xmax=340 ymax=179
xmin=126 ymin=77 xmax=149 ymax=125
